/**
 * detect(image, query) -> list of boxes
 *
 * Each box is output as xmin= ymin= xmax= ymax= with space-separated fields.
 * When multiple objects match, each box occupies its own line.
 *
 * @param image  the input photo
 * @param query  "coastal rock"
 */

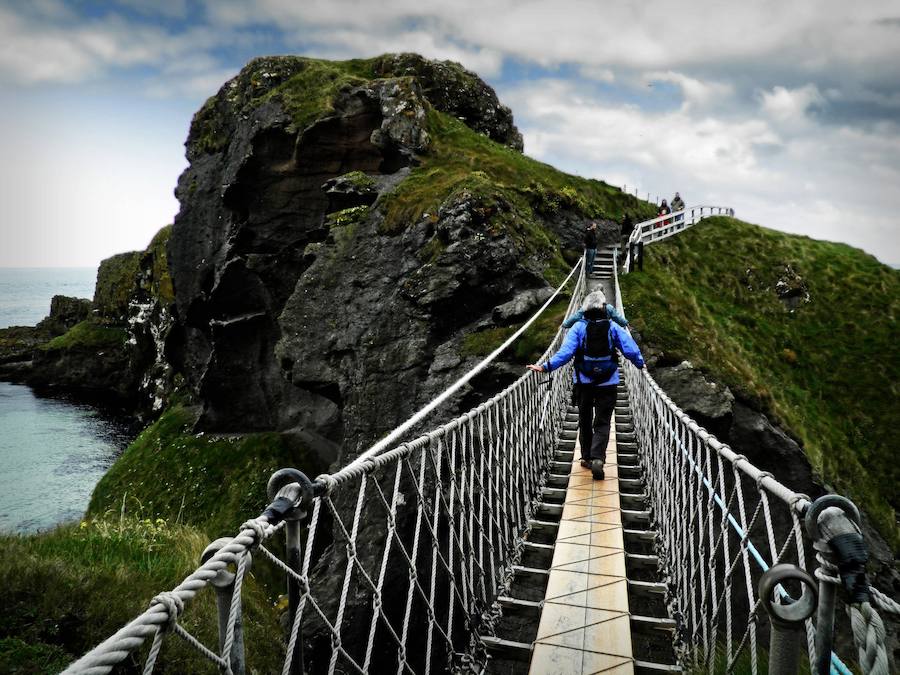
xmin=166 ymin=55 xmax=540 ymax=445
xmin=651 ymin=360 xmax=735 ymax=438
xmin=373 ymin=53 xmax=523 ymax=150
xmin=492 ymin=287 xmax=554 ymax=325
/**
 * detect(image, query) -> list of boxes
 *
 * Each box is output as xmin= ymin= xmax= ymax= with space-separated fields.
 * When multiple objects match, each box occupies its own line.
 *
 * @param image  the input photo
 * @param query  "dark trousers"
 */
xmin=578 ymin=384 xmax=618 ymax=463
xmin=585 ymin=248 xmax=597 ymax=275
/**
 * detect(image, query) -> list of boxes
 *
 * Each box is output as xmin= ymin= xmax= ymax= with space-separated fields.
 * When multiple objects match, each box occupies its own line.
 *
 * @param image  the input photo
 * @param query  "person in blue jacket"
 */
xmin=527 ymin=291 xmax=645 ymax=479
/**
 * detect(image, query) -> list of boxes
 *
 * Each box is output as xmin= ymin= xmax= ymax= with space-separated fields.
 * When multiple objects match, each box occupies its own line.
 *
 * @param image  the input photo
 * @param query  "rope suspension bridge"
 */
xmin=65 ymin=205 xmax=896 ymax=675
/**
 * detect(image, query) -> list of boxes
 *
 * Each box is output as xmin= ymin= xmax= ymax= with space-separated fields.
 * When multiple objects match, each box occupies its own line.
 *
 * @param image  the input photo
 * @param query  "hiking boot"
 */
xmin=580 ymin=459 xmax=591 ymax=469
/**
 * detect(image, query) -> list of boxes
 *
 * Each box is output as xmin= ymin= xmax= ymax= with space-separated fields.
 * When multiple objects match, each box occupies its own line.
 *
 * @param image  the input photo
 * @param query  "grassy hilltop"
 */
xmin=622 ymin=216 xmax=900 ymax=550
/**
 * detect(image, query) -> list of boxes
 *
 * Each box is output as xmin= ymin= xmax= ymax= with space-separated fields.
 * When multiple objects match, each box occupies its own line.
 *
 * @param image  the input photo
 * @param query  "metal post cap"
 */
xmin=758 ymin=564 xmax=818 ymax=626
xmin=804 ymin=495 xmax=860 ymax=542
xmin=266 ymin=467 xmax=314 ymax=502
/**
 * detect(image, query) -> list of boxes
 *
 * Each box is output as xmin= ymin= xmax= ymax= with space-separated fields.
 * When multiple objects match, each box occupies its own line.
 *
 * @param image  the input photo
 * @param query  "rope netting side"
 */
xmin=622 ymin=362 xmax=816 ymax=673
xmin=614 ymin=252 xmax=894 ymax=675
xmin=64 ymin=262 xmax=587 ymax=674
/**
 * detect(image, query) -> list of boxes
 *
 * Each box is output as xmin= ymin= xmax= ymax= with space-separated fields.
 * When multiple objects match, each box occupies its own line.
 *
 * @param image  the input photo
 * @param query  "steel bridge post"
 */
xmin=268 ymin=468 xmax=314 ymax=675
xmin=805 ymin=495 xmax=865 ymax=675
xmin=759 ymin=564 xmax=817 ymax=675
xmin=200 ymin=538 xmax=248 ymax=675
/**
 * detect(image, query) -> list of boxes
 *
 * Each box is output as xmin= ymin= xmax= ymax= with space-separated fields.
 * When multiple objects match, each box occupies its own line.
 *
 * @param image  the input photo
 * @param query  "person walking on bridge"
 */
xmin=583 ymin=222 xmax=598 ymax=277
xmin=527 ymin=291 xmax=645 ymax=480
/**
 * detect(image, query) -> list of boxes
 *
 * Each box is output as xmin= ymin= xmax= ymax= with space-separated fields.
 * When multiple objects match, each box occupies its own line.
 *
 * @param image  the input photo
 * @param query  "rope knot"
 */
xmin=151 ymin=591 xmax=184 ymax=632
xmin=315 ymin=473 xmax=336 ymax=496
xmin=241 ymin=519 xmax=267 ymax=549
xmin=754 ymin=471 xmax=773 ymax=490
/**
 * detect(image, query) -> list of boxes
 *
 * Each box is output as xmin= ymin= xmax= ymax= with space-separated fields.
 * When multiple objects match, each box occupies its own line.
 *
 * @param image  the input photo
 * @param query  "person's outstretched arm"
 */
xmin=610 ymin=324 xmax=645 ymax=369
xmin=562 ymin=310 xmax=584 ymax=329
xmin=527 ymin=323 xmax=583 ymax=372
xmin=605 ymin=304 xmax=629 ymax=328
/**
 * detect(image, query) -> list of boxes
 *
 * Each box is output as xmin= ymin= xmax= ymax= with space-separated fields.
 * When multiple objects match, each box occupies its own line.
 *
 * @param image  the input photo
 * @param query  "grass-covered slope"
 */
xmin=0 ymin=519 xmax=284 ymax=673
xmin=88 ymin=404 xmax=325 ymax=537
xmin=621 ymin=216 xmax=899 ymax=549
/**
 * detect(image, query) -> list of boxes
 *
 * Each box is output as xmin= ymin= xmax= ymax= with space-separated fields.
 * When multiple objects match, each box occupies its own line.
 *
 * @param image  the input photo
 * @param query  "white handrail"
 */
xmin=624 ymin=204 xmax=734 ymax=272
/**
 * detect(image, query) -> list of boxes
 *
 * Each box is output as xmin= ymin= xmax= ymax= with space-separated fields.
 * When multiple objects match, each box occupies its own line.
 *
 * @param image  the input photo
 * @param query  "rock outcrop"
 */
xmin=165 ymin=55 xmax=566 ymax=466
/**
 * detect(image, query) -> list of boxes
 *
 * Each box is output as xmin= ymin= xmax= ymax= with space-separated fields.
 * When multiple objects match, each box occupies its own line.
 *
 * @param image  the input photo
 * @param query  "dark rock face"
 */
xmin=374 ymin=53 xmax=523 ymax=151
xmin=652 ymin=361 xmax=735 ymax=438
xmin=166 ymin=55 xmax=542 ymax=462
xmin=0 ymin=295 xmax=90 ymax=378
xmin=93 ymin=252 xmax=143 ymax=322
xmin=40 ymin=296 xmax=91 ymax=333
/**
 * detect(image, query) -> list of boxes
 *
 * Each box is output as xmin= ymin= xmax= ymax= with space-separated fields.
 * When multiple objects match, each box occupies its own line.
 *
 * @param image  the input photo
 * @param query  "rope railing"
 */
xmin=613 ymin=248 xmax=894 ymax=675
xmin=64 ymin=260 xmax=589 ymax=674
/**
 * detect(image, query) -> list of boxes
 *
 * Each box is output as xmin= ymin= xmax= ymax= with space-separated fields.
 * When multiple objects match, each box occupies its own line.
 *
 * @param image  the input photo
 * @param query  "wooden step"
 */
xmin=497 ymin=595 xmax=542 ymax=617
xmin=624 ymin=528 xmax=657 ymax=544
xmin=619 ymin=493 xmax=648 ymax=509
xmin=541 ymin=486 xmax=567 ymax=502
xmin=555 ymin=450 xmax=574 ymax=463
xmin=512 ymin=565 xmax=551 ymax=582
xmin=635 ymin=661 xmax=682 ymax=674
xmin=523 ymin=541 xmax=555 ymax=555
xmin=625 ymin=553 xmax=659 ymax=570
xmin=528 ymin=519 xmax=559 ymax=535
xmin=618 ymin=465 xmax=643 ymax=479
xmin=482 ymin=635 xmax=532 ymax=662
xmin=627 ymin=579 xmax=668 ymax=597
xmin=621 ymin=509 xmax=652 ymax=526
xmin=535 ymin=503 xmax=563 ymax=520
xmin=619 ymin=477 xmax=645 ymax=490
xmin=631 ymin=615 xmax=676 ymax=632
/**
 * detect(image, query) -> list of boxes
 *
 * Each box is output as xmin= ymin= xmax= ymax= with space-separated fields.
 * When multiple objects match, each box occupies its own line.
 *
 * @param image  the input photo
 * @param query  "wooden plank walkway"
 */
xmin=529 ymin=416 xmax=634 ymax=674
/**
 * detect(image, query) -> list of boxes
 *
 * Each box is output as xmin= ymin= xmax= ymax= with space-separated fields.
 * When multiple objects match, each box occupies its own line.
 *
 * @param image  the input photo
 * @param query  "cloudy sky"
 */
xmin=1 ymin=0 xmax=899 ymax=268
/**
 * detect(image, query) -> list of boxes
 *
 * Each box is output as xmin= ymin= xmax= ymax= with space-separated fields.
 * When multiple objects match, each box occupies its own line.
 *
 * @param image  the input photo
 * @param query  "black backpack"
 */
xmin=575 ymin=315 xmax=617 ymax=380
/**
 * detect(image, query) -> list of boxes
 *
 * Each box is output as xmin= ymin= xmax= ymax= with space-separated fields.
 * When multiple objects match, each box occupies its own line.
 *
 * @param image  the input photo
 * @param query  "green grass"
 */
xmin=621 ymin=216 xmax=900 ymax=550
xmin=1 ymin=405 xmax=325 ymax=671
xmin=380 ymin=108 xmax=654 ymax=286
xmin=40 ymin=320 xmax=126 ymax=352
xmin=0 ymin=518 xmax=283 ymax=673
xmin=381 ymin=108 xmax=654 ymax=234
xmin=462 ymin=296 xmax=572 ymax=365
xmin=88 ymin=405 xmax=325 ymax=538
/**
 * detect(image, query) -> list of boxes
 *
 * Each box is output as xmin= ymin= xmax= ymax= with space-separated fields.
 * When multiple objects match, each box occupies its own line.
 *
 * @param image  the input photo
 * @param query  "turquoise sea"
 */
xmin=0 ymin=268 xmax=134 ymax=532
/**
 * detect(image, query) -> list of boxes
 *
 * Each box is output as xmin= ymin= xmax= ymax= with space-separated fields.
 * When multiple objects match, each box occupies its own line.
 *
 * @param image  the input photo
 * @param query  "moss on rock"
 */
xmin=93 ymin=251 xmax=142 ymax=322
xmin=40 ymin=320 xmax=126 ymax=352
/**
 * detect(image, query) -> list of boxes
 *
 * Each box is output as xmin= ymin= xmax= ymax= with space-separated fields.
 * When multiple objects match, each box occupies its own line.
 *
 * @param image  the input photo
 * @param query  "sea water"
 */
xmin=0 ymin=268 xmax=134 ymax=532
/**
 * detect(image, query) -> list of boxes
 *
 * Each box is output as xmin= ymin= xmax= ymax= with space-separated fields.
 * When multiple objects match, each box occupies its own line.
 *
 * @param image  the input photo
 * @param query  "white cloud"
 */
xmin=760 ymin=84 xmax=824 ymax=124
xmin=1 ymin=0 xmax=899 ymax=266
xmin=645 ymin=71 xmax=734 ymax=112
xmin=502 ymin=78 xmax=900 ymax=263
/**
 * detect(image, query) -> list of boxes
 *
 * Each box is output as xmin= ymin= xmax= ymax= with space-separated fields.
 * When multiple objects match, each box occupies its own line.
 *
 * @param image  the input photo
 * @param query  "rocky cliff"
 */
xmin=165 ymin=53 xmax=645 ymax=466
xmin=0 ymin=226 xmax=176 ymax=411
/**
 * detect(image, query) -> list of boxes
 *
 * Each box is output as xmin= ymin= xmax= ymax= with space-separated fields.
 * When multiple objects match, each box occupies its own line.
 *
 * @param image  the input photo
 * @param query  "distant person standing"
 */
xmin=671 ymin=192 xmax=685 ymax=213
xmin=656 ymin=199 xmax=671 ymax=228
xmin=621 ymin=213 xmax=634 ymax=242
xmin=583 ymin=222 xmax=598 ymax=277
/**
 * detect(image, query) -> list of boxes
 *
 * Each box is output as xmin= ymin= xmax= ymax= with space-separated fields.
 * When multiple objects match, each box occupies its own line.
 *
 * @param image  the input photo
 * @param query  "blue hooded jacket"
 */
xmin=542 ymin=317 xmax=644 ymax=386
